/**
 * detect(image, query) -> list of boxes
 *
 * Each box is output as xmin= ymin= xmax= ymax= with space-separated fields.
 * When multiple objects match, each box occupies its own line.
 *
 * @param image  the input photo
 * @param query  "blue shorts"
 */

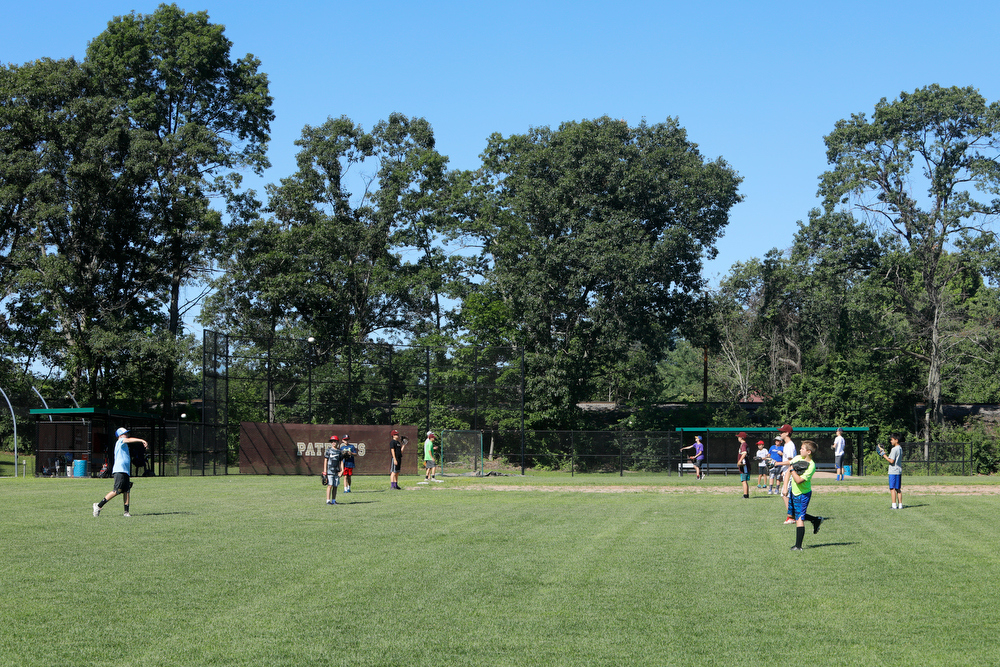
xmin=740 ymin=473 xmax=751 ymax=482
xmin=889 ymin=474 xmax=902 ymax=491
xmin=788 ymin=491 xmax=812 ymax=520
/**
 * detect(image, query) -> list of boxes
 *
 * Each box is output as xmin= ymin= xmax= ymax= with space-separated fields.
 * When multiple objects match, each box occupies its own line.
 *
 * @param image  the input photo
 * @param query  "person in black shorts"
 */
xmin=389 ymin=430 xmax=406 ymax=490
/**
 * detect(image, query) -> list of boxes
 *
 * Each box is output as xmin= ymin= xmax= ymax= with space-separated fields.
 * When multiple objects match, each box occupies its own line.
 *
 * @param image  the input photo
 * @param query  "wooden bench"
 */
xmin=677 ymin=462 xmax=743 ymax=476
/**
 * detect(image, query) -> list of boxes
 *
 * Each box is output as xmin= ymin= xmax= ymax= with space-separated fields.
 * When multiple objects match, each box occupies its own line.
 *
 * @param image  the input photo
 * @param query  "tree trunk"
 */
xmin=924 ymin=301 xmax=944 ymax=443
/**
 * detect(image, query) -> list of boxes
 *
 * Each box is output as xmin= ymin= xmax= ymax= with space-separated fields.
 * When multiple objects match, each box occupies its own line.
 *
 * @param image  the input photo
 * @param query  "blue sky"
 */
xmin=5 ymin=0 xmax=999 ymax=292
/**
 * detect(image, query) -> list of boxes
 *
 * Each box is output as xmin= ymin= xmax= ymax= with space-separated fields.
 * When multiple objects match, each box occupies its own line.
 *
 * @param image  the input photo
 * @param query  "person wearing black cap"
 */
xmin=389 ymin=430 xmax=405 ymax=490
xmin=340 ymin=434 xmax=357 ymax=493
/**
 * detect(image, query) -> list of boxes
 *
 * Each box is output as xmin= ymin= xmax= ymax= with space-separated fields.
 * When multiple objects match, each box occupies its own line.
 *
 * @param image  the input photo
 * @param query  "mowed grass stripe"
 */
xmin=3 ymin=475 xmax=1000 ymax=666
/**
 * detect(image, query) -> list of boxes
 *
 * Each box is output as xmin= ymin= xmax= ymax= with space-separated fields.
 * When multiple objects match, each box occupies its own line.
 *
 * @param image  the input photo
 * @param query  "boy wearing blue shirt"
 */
xmin=340 ymin=435 xmax=357 ymax=493
xmin=93 ymin=427 xmax=148 ymax=517
xmin=767 ymin=437 xmax=784 ymax=495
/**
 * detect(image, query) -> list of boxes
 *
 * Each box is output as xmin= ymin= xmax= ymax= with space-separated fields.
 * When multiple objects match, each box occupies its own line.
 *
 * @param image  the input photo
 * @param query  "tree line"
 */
xmin=3 ymin=5 xmax=999 ymax=452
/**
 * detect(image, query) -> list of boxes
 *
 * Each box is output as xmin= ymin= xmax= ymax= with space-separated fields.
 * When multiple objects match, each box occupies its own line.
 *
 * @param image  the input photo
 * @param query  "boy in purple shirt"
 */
xmin=680 ymin=435 xmax=706 ymax=479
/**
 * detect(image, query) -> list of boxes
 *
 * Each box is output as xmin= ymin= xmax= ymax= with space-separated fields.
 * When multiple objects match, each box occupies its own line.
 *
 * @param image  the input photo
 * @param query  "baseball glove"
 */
xmin=791 ymin=460 xmax=810 ymax=474
xmin=321 ymin=474 xmax=329 ymax=486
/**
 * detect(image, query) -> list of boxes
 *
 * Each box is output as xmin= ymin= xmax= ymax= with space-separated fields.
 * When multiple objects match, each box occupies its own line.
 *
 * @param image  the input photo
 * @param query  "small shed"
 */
xmin=30 ymin=408 xmax=161 ymax=477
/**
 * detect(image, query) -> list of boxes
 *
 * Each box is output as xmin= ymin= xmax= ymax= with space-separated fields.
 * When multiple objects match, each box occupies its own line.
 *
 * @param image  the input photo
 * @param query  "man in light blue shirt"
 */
xmin=93 ymin=427 xmax=148 ymax=517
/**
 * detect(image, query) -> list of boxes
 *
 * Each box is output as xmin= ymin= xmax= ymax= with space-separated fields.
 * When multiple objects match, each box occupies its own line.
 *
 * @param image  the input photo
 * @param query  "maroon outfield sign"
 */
xmin=239 ymin=422 xmax=420 ymax=475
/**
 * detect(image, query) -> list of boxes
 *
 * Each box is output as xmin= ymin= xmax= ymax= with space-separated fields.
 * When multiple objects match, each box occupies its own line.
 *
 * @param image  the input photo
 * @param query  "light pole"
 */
xmin=0 ymin=385 xmax=17 ymax=477
xmin=307 ymin=337 xmax=316 ymax=423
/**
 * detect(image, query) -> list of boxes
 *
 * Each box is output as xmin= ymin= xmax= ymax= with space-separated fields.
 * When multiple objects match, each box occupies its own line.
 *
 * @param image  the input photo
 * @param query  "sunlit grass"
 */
xmin=3 ymin=473 xmax=999 ymax=666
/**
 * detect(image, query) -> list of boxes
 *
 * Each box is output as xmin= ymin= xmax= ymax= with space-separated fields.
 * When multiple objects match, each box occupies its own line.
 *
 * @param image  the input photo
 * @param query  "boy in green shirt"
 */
xmin=419 ymin=431 xmax=442 ymax=484
xmin=787 ymin=440 xmax=824 ymax=551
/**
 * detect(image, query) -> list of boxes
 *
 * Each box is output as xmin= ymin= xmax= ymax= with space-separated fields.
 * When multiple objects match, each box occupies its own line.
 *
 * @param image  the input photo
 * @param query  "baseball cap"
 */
xmin=342 ymin=434 xmax=349 ymax=440
xmin=737 ymin=431 xmax=748 ymax=439
xmin=778 ymin=424 xmax=793 ymax=434
xmin=391 ymin=429 xmax=399 ymax=435
xmin=329 ymin=435 xmax=339 ymax=441
xmin=115 ymin=427 xmax=129 ymax=437
xmin=427 ymin=431 xmax=436 ymax=437
xmin=757 ymin=440 xmax=765 ymax=446
xmin=774 ymin=435 xmax=782 ymax=441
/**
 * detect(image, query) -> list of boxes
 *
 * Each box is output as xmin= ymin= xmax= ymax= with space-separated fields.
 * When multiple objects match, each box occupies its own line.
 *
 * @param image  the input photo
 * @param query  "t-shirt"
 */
xmin=834 ymin=435 xmax=846 ymax=457
xmin=755 ymin=447 xmax=768 ymax=462
xmin=768 ymin=444 xmax=783 ymax=465
xmin=737 ymin=442 xmax=749 ymax=471
xmin=424 ymin=438 xmax=436 ymax=461
xmin=887 ymin=445 xmax=903 ymax=475
xmin=783 ymin=441 xmax=797 ymax=464
xmin=693 ymin=441 xmax=704 ymax=459
xmin=390 ymin=438 xmax=403 ymax=465
xmin=112 ymin=437 xmax=131 ymax=475
xmin=324 ymin=446 xmax=342 ymax=475
xmin=789 ymin=456 xmax=816 ymax=495
xmin=340 ymin=444 xmax=357 ymax=468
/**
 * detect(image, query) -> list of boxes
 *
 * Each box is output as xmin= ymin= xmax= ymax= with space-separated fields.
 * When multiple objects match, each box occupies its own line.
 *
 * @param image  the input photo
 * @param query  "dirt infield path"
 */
xmin=448 ymin=483 xmax=1000 ymax=496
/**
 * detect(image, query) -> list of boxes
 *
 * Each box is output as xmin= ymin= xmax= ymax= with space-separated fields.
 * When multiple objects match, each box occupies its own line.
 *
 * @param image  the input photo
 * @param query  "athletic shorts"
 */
xmin=425 ymin=459 xmax=436 ymax=469
xmin=342 ymin=467 xmax=352 ymax=476
xmin=789 ymin=491 xmax=812 ymax=520
xmin=112 ymin=472 xmax=132 ymax=494
xmin=769 ymin=468 xmax=780 ymax=480
xmin=888 ymin=474 xmax=902 ymax=491
xmin=694 ymin=456 xmax=704 ymax=464
xmin=326 ymin=472 xmax=340 ymax=487
xmin=740 ymin=472 xmax=751 ymax=482
xmin=390 ymin=461 xmax=401 ymax=473
xmin=835 ymin=455 xmax=844 ymax=468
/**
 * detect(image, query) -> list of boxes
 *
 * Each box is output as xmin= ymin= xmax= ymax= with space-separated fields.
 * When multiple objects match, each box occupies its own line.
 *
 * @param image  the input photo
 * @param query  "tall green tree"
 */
xmin=0 ymin=57 xmax=168 ymax=404
xmin=466 ymin=117 xmax=743 ymax=424
xmin=85 ymin=3 xmax=273 ymax=416
xmin=821 ymin=85 xmax=1000 ymax=438
xmin=205 ymin=114 xmax=452 ymax=345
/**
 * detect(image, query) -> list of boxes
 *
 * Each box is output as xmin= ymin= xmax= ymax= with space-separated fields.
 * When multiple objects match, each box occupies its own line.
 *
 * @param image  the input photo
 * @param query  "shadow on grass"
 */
xmin=806 ymin=542 xmax=859 ymax=548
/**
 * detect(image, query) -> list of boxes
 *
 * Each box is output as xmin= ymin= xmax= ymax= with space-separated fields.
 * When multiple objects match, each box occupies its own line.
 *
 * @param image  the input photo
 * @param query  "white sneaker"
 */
xmin=93 ymin=503 xmax=101 ymax=517
xmin=123 ymin=512 xmax=131 ymax=517
xmin=891 ymin=503 xmax=897 ymax=509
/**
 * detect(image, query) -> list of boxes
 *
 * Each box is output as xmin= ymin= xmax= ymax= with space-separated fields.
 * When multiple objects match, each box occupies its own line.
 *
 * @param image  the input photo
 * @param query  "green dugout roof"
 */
xmin=675 ymin=427 xmax=869 ymax=433
xmin=29 ymin=407 xmax=160 ymax=420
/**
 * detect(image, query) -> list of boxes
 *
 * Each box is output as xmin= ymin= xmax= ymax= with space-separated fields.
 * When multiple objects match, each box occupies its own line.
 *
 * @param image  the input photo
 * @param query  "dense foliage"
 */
xmin=3 ymin=7 xmax=999 ymax=451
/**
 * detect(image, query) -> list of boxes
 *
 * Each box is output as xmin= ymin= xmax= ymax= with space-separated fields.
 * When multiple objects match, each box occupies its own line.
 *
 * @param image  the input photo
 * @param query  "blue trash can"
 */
xmin=73 ymin=459 xmax=88 ymax=478
xmin=844 ymin=464 xmax=852 ymax=477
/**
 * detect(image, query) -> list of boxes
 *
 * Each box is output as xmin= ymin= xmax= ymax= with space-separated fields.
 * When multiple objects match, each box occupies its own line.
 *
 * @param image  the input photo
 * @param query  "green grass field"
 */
xmin=3 ymin=472 xmax=999 ymax=666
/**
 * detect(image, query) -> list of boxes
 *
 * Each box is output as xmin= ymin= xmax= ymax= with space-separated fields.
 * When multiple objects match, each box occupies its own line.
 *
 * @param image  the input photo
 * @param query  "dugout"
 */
xmin=30 ymin=408 xmax=161 ymax=478
xmin=674 ymin=426 xmax=869 ymax=475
